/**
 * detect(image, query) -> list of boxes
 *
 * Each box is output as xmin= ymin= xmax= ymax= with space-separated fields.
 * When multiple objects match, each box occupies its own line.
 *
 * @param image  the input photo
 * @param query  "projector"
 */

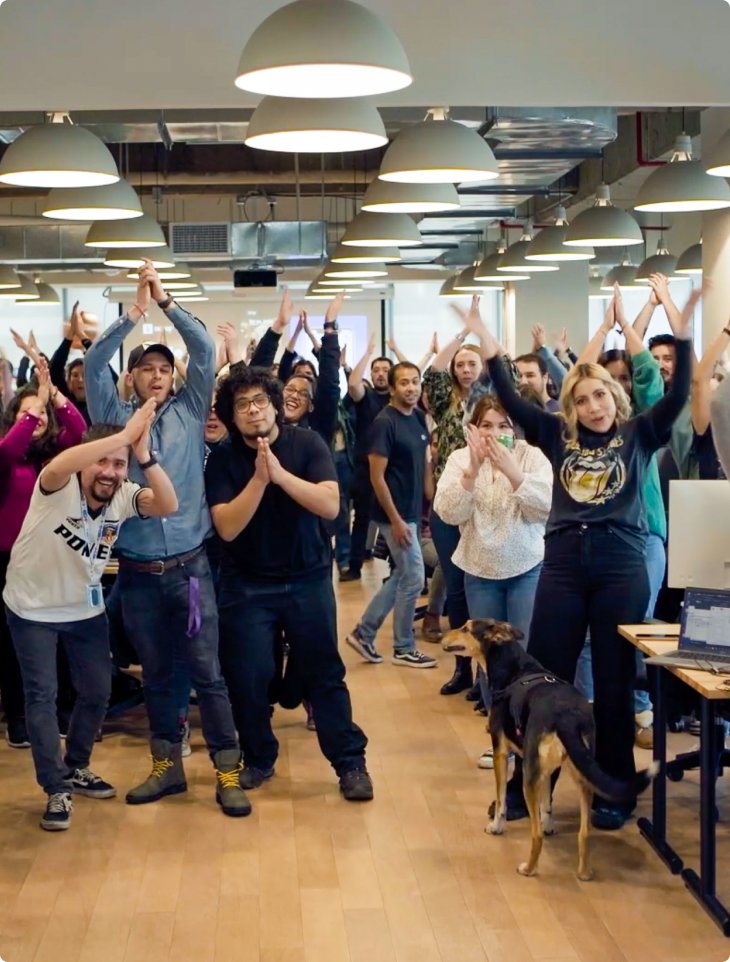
xmin=233 ymin=269 xmax=278 ymax=289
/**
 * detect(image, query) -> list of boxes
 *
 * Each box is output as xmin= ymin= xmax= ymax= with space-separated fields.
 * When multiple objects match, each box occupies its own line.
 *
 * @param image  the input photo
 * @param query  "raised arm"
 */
xmin=430 ymin=327 xmax=468 ymax=372
xmin=348 ymin=334 xmax=376 ymax=403
xmin=613 ymin=284 xmax=654 ymax=358
xmin=302 ymin=312 xmax=322 ymax=354
xmin=691 ymin=322 xmax=730 ymax=435
xmin=0 ymin=364 xmax=50 ymax=469
xmin=644 ymin=273 xmax=689 ymax=346
xmin=386 ymin=336 xmax=408 ymax=364
xmin=310 ymin=299 xmax=344 ymax=444
xmin=416 ymin=332 xmax=439 ymax=375
xmin=531 ymin=325 xmax=567 ymax=387
xmin=710 ymin=370 xmax=730 ymax=479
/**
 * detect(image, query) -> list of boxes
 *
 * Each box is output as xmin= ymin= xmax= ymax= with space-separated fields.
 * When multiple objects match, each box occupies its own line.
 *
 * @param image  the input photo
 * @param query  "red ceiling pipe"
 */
xmin=636 ymin=112 xmax=667 ymax=167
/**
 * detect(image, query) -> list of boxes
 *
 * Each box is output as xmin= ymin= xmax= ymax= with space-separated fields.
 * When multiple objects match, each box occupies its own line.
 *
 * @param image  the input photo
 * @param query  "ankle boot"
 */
xmin=125 ymin=738 xmax=187 ymax=805
xmin=214 ymin=749 xmax=252 ymax=817
xmin=440 ymin=655 xmax=473 ymax=696
xmin=421 ymin=612 xmax=443 ymax=642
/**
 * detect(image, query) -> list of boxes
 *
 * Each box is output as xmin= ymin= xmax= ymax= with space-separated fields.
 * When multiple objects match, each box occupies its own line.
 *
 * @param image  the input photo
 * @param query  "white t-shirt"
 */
xmin=3 ymin=476 xmax=142 ymax=623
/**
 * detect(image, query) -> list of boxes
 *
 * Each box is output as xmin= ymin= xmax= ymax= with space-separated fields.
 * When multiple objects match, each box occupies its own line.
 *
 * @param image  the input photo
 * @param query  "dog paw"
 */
xmin=517 ymin=862 xmax=537 ymax=877
xmin=486 ymin=820 xmax=505 ymax=836
xmin=577 ymin=868 xmax=594 ymax=882
xmin=542 ymin=821 xmax=556 ymax=836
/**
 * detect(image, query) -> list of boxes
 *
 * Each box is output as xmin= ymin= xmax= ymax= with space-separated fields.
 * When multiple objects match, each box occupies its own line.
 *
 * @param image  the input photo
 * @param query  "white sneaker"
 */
xmin=478 ymin=748 xmax=494 ymax=769
xmin=180 ymin=719 xmax=192 ymax=758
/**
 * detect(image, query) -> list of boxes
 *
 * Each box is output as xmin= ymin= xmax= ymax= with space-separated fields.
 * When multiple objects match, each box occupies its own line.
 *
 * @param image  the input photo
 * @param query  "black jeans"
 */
xmin=0 ymin=552 xmax=24 ymax=722
xmin=527 ymin=525 xmax=650 ymax=785
xmin=430 ymin=509 xmax=469 ymax=630
xmin=348 ymin=463 xmax=374 ymax=575
xmin=218 ymin=572 xmax=368 ymax=776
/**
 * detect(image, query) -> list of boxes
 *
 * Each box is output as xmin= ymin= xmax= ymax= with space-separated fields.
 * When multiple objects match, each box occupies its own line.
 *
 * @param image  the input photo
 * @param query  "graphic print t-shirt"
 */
xmin=3 ymin=476 xmax=142 ymax=623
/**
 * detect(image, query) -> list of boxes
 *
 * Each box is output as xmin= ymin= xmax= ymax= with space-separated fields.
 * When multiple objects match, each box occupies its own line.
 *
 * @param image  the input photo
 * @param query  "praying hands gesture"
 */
xmin=273 ymin=288 xmax=294 ymax=334
xmin=121 ymin=398 xmax=157 ymax=448
xmin=483 ymin=434 xmax=524 ymax=490
xmin=451 ymin=295 xmax=502 ymax=359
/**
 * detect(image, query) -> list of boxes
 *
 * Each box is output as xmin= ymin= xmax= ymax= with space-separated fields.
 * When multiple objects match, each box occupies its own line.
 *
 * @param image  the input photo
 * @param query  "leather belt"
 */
xmin=118 ymin=546 xmax=203 ymax=576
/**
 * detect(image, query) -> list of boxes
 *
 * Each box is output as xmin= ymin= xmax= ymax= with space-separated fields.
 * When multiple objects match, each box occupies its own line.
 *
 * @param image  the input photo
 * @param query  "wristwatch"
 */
xmin=323 ymin=320 xmax=338 ymax=331
xmin=157 ymin=294 xmax=174 ymax=310
xmin=138 ymin=455 xmax=159 ymax=470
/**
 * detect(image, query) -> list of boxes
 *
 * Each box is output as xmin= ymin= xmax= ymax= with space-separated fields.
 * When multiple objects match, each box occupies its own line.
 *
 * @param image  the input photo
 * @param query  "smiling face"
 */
xmin=131 ymin=352 xmax=174 ymax=404
xmin=572 ymin=377 xmax=617 ymax=433
xmin=17 ymin=394 xmax=48 ymax=438
xmin=390 ymin=366 xmax=421 ymax=411
xmin=453 ymin=347 xmax=483 ymax=392
xmin=80 ymin=446 xmax=129 ymax=507
xmin=650 ymin=344 xmax=676 ymax=385
xmin=282 ymin=376 xmax=314 ymax=423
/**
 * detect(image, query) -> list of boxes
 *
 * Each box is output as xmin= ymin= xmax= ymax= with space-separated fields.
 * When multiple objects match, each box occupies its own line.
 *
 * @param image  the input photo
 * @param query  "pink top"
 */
xmin=0 ymin=401 xmax=86 ymax=552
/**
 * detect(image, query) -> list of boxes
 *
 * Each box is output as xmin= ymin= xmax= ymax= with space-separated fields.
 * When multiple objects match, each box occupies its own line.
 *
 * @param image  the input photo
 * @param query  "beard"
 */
xmin=91 ymin=478 xmax=121 ymax=504
xmin=241 ymin=423 xmax=275 ymax=440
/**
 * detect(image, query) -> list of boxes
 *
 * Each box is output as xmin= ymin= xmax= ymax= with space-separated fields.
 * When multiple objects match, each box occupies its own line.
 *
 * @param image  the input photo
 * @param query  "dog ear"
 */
xmin=471 ymin=618 xmax=495 ymax=638
xmin=511 ymin=626 xmax=525 ymax=642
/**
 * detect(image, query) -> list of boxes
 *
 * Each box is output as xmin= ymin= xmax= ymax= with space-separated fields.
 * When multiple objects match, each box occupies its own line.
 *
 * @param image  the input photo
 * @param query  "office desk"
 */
xmin=619 ymin=624 xmax=730 ymax=935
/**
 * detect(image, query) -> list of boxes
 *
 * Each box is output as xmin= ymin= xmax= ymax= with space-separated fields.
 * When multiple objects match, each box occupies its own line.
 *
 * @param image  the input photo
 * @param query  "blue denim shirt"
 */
xmin=84 ymin=305 xmax=214 ymax=560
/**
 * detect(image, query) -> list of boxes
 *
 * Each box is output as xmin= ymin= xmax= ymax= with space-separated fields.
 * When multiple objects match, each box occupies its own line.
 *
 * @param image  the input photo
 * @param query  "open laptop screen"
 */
xmin=681 ymin=588 xmax=730 ymax=655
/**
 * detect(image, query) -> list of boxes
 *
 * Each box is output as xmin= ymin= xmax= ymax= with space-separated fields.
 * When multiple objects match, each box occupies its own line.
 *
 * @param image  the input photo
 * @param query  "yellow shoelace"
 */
xmin=151 ymin=758 xmax=174 ymax=778
xmin=216 ymin=767 xmax=243 ymax=789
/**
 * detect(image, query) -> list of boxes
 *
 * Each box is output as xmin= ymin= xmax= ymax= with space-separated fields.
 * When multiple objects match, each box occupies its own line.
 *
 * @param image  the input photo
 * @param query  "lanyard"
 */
xmin=79 ymin=490 xmax=109 ymax=585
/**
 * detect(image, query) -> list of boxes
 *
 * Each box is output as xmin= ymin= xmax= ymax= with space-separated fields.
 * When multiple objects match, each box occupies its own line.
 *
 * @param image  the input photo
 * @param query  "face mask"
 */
xmin=497 ymin=433 xmax=514 ymax=450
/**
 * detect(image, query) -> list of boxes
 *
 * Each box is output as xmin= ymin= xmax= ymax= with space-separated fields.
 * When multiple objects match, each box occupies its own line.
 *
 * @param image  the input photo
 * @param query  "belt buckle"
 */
xmin=150 ymin=560 xmax=166 ymax=576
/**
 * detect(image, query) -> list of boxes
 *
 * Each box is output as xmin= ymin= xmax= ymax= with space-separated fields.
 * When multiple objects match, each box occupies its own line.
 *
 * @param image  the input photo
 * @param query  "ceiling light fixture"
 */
xmin=635 ymin=135 xmax=730 ymax=212
xmin=245 ymin=96 xmax=386 ymax=152
xmin=588 ymin=275 xmax=608 ymax=299
xmin=474 ymin=244 xmax=530 ymax=282
xmin=563 ymin=184 xmax=643 ymax=247
xmin=525 ymin=207 xmax=595 ymax=261
xmin=601 ymin=260 xmax=642 ymax=290
xmin=438 ymin=275 xmax=470 ymax=297
xmin=378 ymin=111 xmax=499 ymax=184
xmin=330 ymin=243 xmax=400 ymax=264
xmin=705 ymin=128 xmax=730 ymax=177
xmin=498 ymin=222 xmax=559 ymax=273
xmin=361 ymin=179 xmax=460 ymax=213
xmin=86 ymin=215 xmax=166 ymax=250
xmin=454 ymin=264 xmax=504 ymax=291
xmin=234 ymin=0 xmax=412 ymax=98
xmin=675 ymin=240 xmax=702 ymax=275
xmin=0 ymin=274 xmax=40 ymax=300
xmin=127 ymin=263 xmax=193 ymax=281
xmin=0 ymin=118 xmax=119 ymax=188
xmin=0 ymin=266 xmax=20 ymax=290
xmin=42 ymin=179 xmax=143 ymax=221
xmin=340 ymin=211 xmax=421 ymax=247
xmin=23 ymin=281 xmax=60 ymax=305
xmin=323 ymin=262 xmax=388 ymax=278
xmin=104 ymin=245 xmax=176 ymax=269
xmin=635 ymin=244 xmax=678 ymax=282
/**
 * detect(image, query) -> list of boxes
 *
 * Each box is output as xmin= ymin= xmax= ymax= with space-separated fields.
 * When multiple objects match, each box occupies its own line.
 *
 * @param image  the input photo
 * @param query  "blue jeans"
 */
xmin=6 ymin=609 xmax=111 ymax=795
xmin=218 ymin=572 xmax=367 ymax=775
xmin=334 ymin=450 xmax=353 ymax=568
xmin=574 ymin=532 xmax=666 ymax=712
xmin=357 ymin=522 xmax=424 ymax=653
xmin=430 ymin=509 xmax=468 ymax=629
xmin=117 ymin=550 xmax=238 ymax=755
xmin=464 ymin=564 xmax=541 ymax=706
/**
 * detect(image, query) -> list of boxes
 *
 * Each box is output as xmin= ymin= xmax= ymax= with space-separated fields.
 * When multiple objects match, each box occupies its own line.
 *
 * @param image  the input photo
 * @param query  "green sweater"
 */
xmin=631 ymin=350 xmax=667 ymax=541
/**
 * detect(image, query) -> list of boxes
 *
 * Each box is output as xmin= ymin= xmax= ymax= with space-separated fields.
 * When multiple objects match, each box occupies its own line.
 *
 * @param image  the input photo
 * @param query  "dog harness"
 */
xmin=493 ymin=672 xmax=565 ymax=740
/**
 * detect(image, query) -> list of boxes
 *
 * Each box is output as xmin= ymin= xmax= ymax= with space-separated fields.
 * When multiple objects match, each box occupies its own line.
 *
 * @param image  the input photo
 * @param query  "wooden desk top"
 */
xmin=619 ymin=624 xmax=730 ymax=700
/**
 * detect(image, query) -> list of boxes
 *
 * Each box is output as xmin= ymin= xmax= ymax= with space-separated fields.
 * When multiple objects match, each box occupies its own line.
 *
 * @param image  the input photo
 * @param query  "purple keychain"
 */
xmin=187 ymin=576 xmax=202 ymax=638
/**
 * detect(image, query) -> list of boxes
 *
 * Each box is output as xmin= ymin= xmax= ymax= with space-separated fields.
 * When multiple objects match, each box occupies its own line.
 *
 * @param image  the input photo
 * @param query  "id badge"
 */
xmin=87 ymin=583 xmax=104 ymax=610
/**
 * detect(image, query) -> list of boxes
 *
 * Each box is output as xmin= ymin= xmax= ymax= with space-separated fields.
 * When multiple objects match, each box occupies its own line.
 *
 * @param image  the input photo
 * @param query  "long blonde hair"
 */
xmin=559 ymin=363 xmax=632 ymax=443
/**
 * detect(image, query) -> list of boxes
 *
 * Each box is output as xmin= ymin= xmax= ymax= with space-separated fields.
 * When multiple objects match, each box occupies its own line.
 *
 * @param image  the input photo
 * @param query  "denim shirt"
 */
xmin=84 ymin=305 xmax=214 ymax=560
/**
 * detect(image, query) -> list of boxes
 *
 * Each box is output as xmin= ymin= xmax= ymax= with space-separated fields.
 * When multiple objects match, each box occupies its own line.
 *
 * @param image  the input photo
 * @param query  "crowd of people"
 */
xmin=0 ymin=259 xmax=727 ymax=836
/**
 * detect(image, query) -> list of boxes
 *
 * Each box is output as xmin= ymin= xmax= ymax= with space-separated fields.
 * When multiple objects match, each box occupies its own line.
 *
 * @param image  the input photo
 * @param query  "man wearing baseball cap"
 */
xmin=84 ymin=262 xmax=249 ymax=818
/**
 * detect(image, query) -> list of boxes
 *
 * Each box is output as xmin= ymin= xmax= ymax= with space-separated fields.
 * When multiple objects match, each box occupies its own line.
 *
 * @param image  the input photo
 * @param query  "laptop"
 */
xmin=644 ymin=587 xmax=730 ymax=672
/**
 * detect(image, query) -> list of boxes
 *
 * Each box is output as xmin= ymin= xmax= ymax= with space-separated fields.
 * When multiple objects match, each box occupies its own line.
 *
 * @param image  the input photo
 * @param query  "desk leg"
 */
xmin=682 ymin=698 xmax=730 ymax=936
xmin=638 ymin=664 xmax=683 ymax=874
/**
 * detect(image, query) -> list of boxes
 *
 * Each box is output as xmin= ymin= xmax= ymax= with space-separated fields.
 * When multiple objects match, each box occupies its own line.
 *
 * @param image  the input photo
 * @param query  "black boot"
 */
xmin=439 ymin=656 xmax=473 ymax=696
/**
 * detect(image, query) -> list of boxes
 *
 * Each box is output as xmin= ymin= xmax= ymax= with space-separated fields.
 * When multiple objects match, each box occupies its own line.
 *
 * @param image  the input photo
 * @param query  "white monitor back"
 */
xmin=668 ymin=480 xmax=730 ymax=590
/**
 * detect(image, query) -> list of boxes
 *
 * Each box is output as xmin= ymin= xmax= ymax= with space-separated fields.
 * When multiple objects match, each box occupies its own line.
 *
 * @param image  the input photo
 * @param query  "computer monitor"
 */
xmin=668 ymin=480 xmax=730 ymax=589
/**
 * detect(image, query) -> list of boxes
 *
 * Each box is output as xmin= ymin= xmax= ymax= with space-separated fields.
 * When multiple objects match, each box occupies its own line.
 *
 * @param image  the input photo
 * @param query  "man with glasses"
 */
xmin=84 ymin=262 xmax=250 ymax=817
xmin=206 ymin=364 xmax=372 ymax=801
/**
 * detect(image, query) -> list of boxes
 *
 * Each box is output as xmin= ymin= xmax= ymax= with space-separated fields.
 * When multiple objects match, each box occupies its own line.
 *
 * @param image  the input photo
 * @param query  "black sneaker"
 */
xmin=239 ymin=766 xmax=275 ymax=790
xmin=68 ymin=767 xmax=117 ymax=799
xmin=345 ymin=630 xmax=383 ymax=664
xmin=487 ymin=797 xmax=529 ymax=822
xmin=5 ymin=718 xmax=30 ymax=749
xmin=391 ymin=649 xmax=437 ymax=669
xmin=339 ymin=769 xmax=374 ymax=801
xmin=339 ymin=569 xmax=361 ymax=582
xmin=40 ymin=792 xmax=73 ymax=831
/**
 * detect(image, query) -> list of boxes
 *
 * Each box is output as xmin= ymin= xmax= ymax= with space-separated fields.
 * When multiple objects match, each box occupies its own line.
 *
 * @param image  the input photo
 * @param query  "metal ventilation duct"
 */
xmin=169 ymin=220 xmax=328 ymax=263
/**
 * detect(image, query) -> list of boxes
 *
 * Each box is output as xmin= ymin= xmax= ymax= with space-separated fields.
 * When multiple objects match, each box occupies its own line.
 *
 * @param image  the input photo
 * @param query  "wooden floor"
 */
xmin=1 ymin=560 xmax=729 ymax=962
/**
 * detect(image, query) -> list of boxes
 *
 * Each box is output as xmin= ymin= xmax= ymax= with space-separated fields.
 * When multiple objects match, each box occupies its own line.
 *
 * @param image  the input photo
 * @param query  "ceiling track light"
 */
xmin=525 ymin=206 xmax=594 ymax=262
xmin=42 ymin=179 xmax=143 ymax=221
xmin=635 ymin=135 xmax=730 ymax=212
xmin=563 ymin=184 xmax=643 ymax=247
xmin=245 ymin=96 xmax=387 ymax=153
xmin=234 ymin=0 xmax=412 ymax=98
xmin=0 ymin=116 xmax=119 ymax=188
xmin=378 ymin=109 xmax=499 ymax=184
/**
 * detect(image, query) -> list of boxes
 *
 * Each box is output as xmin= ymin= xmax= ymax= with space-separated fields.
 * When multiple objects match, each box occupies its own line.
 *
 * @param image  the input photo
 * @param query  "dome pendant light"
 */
xmin=245 ymin=96 xmax=387 ymax=153
xmin=635 ymin=135 xmax=730 ymax=213
xmin=0 ymin=266 xmax=20 ymax=290
xmin=706 ymin=129 xmax=730 ymax=177
xmin=104 ymin=245 xmax=176 ymax=269
xmin=323 ymin=262 xmax=388 ymax=279
xmin=341 ymin=211 xmax=421 ymax=248
xmin=378 ymin=110 xmax=499 ymax=184
xmin=330 ymin=244 xmax=400 ymax=264
xmin=563 ymin=184 xmax=643 ymax=247
xmin=234 ymin=0 xmax=412 ymax=99
xmin=127 ymin=263 xmax=193 ymax=281
xmin=498 ymin=222 xmax=559 ymax=273
xmin=589 ymin=275 xmax=608 ymax=299
xmin=601 ymin=258 xmax=641 ymax=290
xmin=42 ymin=179 xmax=143 ymax=221
xmin=2 ymin=275 xmax=40 ymax=301
xmin=676 ymin=240 xmax=703 ymax=275
xmin=17 ymin=280 xmax=59 ymax=305
xmin=525 ymin=207 xmax=594 ymax=262
xmin=85 ymin=214 xmax=166 ymax=250
xmin=361 ymin=180 xmax=460 ymax=213
xmin=475 ymin=241 xmax=530 ymax=282
xmin=635 ymin=243 xmax=678 ymax=282
xmin=0 ymin=118 xmax=119 ymax=188
xmin=439 ymin=275 xmax=470 ymax=298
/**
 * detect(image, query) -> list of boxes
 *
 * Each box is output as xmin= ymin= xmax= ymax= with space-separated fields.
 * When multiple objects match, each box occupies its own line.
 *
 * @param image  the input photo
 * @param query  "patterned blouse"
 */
xmin=422 ymin=367 xmax=490 ymax=483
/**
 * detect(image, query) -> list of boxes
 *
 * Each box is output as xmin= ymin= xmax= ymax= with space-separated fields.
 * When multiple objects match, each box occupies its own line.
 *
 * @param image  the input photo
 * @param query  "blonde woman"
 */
xmin=460 ymin=292 xmax=694 ymax=831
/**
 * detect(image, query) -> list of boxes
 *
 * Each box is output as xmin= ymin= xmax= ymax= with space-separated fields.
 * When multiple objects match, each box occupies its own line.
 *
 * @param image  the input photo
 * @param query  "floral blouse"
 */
xmin=422 ymin=367 xmax=489 ymax=483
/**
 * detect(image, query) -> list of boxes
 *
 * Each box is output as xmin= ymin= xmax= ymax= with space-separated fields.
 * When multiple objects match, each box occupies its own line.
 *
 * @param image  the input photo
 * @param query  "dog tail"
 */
xmin=557 ymin=720 xmax=658 ymax=802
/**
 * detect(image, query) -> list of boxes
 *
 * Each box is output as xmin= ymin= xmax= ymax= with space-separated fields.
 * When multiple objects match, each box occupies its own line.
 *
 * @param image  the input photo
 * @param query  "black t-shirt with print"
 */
xmin=352 ymin=386 xmax=390 ymax=464
xmin=205 ymin=425 xmax=337 ymax=582
xmin=368 ymin=405 xmax=429 ymax=525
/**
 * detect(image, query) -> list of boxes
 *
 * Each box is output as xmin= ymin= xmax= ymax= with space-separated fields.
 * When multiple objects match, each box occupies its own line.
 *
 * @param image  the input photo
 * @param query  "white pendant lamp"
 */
xmin=378 ymin=116 xmax=499 ymax=184
xmin=474 ymin=246 xmax=530 ymax=282
xmin=330 ymin=243 xmax=400 ymax=264
xmin=0 ymin=266 xmax=20 ymax=290
xmin=86 ymin=214 xmax=166 ymax=249
xmin=525 ymin=207 xmax=594 ymax=262
xmin=341 ymin=211 xmax=421 ymax=247
xmin=234 ymin=0 xmax=412 ymax=98
xmin=323 ymin=262 xmax=387 ymax=278
xmin=498 ymin=223 xmax=559 ymax=273
xmin=601 ymin=260 xmax=641 ymax=290
xmin=175 ymin=287 xmax=209 ymax=302
xmin=454 ymin=264 xmax=504 ymax=291
xmin=0 ymin=274 xmax=40 ymax=300
xmin=104 ymin=245 xmax=175 ymax=269
xmin=245 ymin=96 xmax=386 ymax=153
xmin=0 ymin=122 xmax=119 ymax=188
xmin=150 ymin=278 xmax=201 ymax=290
xmin=24 ymin=281 xmax=60 ymax=305
xmin=361 ymin=180 xmax=460 ymax=213
xmin=589 ymin=275 xmax=608 ymax=299
xmin=563 ymin=185 xmax=643 ymax=247
xmin=676 ymin=241 xmax=703 ymax=275
xmin=705 ymin=129 xmax=730 ymax=177
xmin=438 ymin=275 xmax=469 ymax=297
xmin=635 ymin=135 xmax=730 ymax=212
xmin=42 ymin=179 xmax=143 ymax=221
xmin=635 ymin=244 xmax=677 ymax=281
xmin=127 ymin=263 xmax=193 ymax=281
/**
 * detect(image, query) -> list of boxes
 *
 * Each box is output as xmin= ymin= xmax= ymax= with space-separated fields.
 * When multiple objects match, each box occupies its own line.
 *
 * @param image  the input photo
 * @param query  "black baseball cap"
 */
xmin=127 ymin=343 xmax=175 ymax=373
